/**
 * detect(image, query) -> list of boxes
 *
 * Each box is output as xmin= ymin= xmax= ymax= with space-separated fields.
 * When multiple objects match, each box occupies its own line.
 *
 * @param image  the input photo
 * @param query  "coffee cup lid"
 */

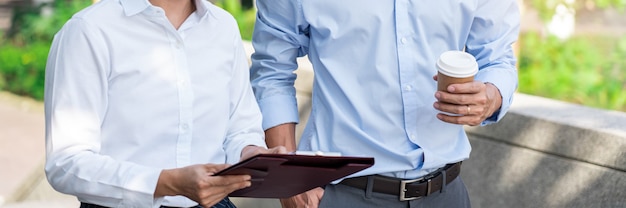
xmin=436 ymin=51 xmax=478 ymax=78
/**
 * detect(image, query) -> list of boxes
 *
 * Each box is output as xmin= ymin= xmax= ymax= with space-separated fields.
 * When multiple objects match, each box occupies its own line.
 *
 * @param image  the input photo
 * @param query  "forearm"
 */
xmin=264 ymin=123 xmax=297 ymax=152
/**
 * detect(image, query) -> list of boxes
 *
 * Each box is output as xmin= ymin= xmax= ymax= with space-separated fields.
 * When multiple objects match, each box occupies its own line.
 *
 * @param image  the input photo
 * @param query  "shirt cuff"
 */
xmin=475 ymin=67 xmax=517 ymax=125
xmin=257 ymin=94 xmax=299 ymax=130
xmin=121 ymin=165 xmax=162 ymax=207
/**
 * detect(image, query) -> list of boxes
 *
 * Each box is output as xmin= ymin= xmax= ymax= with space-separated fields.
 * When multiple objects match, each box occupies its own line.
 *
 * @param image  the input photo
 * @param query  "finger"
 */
xmin=213 ymin=175 xmax=252 ymax=186
xmin=311 ymin=187 xmax=324 ymax=207
xmin=433 ymin=102 xmax=469 ymax=115
xmin=269 ymin=146 xmax=289 ymax=154
xmin=446 ymin=81 xmax=484 ymax=94
xmin=436 ymin=88 xmax=480 ymax=106
xmin=240 ymin=145 xmax=266 ymax=160
xmin=314 ymin=187 xmax=325 ymax=199
xmin=436 ymin=113 xmax=483 ymax=126
xmin=204 ymin=164 xmax=230 ymax=173
xmin=216 ymin=177 xmax=251 ymax=193
xmin=282 ymin=194 xmax=308 ymax=208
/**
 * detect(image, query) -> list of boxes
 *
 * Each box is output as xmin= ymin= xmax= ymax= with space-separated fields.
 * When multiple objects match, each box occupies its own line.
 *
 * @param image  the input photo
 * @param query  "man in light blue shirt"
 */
xmin=250 ymin=0 xmax=519 ymax=207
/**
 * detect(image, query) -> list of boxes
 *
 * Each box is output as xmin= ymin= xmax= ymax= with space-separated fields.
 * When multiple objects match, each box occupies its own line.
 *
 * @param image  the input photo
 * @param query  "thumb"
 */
xmin=269 ymin=146 xmax=289 ymax=154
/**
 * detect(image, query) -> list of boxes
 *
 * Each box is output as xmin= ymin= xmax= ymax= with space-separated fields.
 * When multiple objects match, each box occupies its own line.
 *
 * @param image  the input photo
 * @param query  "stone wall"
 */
xmin=464 ymin=94 xmax=626 ymax=207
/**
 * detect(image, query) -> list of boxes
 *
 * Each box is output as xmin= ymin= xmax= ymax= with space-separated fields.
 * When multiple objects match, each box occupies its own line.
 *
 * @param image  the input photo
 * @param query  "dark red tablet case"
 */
xmin=215 ymin=154 xmax=375 ymax=198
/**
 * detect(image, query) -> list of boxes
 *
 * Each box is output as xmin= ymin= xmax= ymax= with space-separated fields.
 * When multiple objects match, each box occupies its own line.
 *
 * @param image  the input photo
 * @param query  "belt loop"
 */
xmin=365 ymin=175 xmax=374 ymax=199
xmin=440 ymin=169 xmax=447 ymax=193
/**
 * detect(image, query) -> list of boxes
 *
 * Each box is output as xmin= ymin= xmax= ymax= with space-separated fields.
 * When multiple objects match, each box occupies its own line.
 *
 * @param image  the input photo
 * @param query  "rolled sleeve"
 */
xmin=466 ymin=0 xmax=520 ymax=125
xmin=258 ymin=94 xmax=300 ymax=130
xmin=251 ymin=0 xmax=309 ymax=130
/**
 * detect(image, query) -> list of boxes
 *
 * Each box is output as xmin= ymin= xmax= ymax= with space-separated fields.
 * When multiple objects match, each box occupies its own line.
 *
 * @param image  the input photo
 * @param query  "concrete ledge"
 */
xmin=465 ymin=93 xmax=626 ymax=171
xmin=463 ymin=135 xmax=626 ymax=208
xmin=464 ymin=93 xmax=626 ymax=207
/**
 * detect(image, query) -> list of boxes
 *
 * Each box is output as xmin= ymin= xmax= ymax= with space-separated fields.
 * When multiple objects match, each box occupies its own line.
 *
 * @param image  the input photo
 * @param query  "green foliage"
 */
xmin=0 ymin=0 xmax=90 ymax=100
xmin=6 ymin=0 xmax=90 ymax=45
xmin=214 ymin=0 xmax=256 ymax=40
xmin=518 ymin=32 xmax=626 ymax=111
xmin=0 ymin=42 xmax=50 ymax=100
xmin=531 ymin=0 xmax=626 ymax=22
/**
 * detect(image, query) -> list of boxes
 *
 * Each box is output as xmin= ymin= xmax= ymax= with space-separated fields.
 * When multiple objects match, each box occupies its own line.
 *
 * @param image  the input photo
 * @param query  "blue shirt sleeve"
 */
xmin=466 ymin=0 xmax=521 ymax=125
xmin=250 ymin=0 xmax=310 ymax=130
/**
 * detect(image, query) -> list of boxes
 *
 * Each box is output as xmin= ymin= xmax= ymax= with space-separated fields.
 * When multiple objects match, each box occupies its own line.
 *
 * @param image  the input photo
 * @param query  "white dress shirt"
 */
xmin=44 ymin=0 xmax=266 ymax=207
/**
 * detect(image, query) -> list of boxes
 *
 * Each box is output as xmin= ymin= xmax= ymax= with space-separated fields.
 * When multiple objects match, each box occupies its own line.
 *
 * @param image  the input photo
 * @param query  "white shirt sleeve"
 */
xmin=44 ymin=18 xmax=162 ymax=208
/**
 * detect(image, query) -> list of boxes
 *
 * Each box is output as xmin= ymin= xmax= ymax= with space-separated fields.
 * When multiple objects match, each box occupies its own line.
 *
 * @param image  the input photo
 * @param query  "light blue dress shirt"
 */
xmin=251 ymin=0 xmax=519 ymax=179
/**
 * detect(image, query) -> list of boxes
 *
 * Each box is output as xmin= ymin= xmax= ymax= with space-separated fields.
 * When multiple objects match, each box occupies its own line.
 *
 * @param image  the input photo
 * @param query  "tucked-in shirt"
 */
xmin=251 ymin=0 xmax=519 ymax=179
xmin=44 ymin=0 xmax=266 ymax=207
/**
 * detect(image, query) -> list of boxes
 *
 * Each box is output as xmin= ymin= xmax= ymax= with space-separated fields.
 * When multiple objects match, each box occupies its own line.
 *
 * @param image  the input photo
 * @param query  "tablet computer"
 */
xmin=215 ymin=154 xmax=374 ymax=198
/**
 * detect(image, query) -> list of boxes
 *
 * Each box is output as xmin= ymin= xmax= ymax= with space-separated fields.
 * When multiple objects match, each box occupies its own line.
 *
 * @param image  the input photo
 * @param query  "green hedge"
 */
xmin=518 ymin=32 xmax=626 ymax=111
xmin=0 ymin=42 xmax=49 ymax=99
xmin=0 ymin=0 xmax=90 ymax=100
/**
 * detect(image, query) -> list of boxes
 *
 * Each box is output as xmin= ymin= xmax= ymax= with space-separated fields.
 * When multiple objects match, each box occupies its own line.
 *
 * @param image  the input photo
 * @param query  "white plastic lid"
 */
xmin=436 ymin=51 xmax=478 ymax=78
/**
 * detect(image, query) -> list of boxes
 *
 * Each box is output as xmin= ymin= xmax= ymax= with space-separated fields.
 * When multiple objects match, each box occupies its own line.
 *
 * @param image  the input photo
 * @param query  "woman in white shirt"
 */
xmin=43 ymin=0 xmax=284 ymax=207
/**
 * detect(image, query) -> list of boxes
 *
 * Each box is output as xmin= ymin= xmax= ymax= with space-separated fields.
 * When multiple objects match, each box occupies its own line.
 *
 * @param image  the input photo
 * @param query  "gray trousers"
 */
xmin=319 ymin=177 xmax=471 ymax=208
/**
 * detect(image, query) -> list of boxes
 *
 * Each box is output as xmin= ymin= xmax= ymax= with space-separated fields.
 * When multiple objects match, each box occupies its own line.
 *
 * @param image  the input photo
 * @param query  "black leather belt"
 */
xmin=339 ymin=162 xmax=462 ymax=201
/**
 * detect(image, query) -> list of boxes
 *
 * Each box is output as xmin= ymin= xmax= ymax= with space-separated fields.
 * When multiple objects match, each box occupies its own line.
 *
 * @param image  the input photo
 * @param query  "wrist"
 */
xmin=484 ymin=82 xmax=502 ymax=116
xmin=155 ymin=169 xmax=178 ymax=197
xmin=265 ymin=123 xmax=297 ymax=151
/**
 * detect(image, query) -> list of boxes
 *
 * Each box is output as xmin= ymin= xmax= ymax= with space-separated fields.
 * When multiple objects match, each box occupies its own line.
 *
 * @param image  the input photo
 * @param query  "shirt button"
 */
xmin=405 ymin=85 xmax=412 ymax=91
xmin=410 ymin=134 xmax=416 ymax=140
xmin=401 ymin=37 xmax=408 ymax=44
xmin=181 ymin=124 xmax=189 ymax=130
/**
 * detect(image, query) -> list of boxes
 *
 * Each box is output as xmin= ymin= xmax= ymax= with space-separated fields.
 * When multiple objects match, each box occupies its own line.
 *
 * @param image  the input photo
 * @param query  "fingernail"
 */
xmin=433 ymin=103 xmax=439 ymax=109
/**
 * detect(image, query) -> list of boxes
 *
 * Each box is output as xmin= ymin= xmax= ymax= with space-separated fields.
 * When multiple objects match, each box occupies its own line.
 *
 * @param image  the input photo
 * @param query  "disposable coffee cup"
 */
xmin=436 ymin=51 xmax=478 ymax=92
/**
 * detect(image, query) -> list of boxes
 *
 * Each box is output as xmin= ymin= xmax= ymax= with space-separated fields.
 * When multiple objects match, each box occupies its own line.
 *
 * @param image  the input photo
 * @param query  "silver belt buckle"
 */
xmin=399 ymin=177 xmax=430 ymax=201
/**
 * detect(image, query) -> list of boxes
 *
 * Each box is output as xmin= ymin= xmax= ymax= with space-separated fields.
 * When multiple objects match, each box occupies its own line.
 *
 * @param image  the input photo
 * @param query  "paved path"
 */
xmin=0 ymin=92 xmax=78 ymax=207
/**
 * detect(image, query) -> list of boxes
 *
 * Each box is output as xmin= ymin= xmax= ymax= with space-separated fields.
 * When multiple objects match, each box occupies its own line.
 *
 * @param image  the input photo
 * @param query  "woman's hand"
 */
xmin=240 ymin=145 xmax=289 ymax=161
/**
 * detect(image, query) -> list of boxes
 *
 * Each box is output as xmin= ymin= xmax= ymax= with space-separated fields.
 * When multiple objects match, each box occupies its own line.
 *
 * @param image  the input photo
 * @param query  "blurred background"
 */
xmin=0 ymin=0 xmax=624 ymax=112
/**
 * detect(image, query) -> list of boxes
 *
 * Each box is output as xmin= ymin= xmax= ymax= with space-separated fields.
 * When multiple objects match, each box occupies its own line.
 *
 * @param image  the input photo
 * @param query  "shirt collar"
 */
xmin=119 ymin=0 xmax=150 ymax=16
xmin=119 ymin=0 xmax=210 ymax=17
xmin=194 ymin=0 xmax=210 ymax=18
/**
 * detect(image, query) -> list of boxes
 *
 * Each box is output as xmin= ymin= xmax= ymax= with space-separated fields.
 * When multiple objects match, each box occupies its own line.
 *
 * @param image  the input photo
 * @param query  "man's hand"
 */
xmin=433 ymin=80 xmax=502 ymax=126
xmin=280 ymin=187 xmax=324 ymax=208
xmin=155 ymin=164 xmax=251 ymax=208
xmin=240 ymin=145 xmax=289 ymax=161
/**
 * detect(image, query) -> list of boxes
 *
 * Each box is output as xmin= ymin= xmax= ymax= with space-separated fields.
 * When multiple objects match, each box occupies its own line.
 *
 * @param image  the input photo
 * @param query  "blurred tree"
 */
xmin=531 ymin=0 xmax=625 ymax=22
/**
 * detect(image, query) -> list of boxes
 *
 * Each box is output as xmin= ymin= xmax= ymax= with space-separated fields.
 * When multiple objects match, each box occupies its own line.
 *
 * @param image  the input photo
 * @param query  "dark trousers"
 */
xmin=319 ymin=177 xmax=471 ymax=208
xmin=80 ymin=198 xmax=236 ymax=208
